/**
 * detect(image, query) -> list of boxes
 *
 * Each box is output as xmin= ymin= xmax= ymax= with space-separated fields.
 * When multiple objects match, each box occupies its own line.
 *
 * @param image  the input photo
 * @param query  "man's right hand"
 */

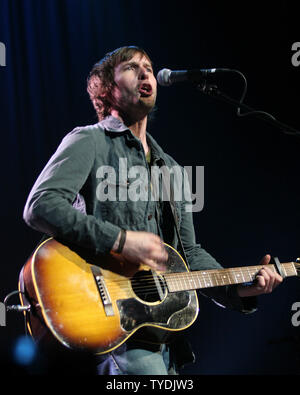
xmin=112 ymin=230 xmax=168 ymax=271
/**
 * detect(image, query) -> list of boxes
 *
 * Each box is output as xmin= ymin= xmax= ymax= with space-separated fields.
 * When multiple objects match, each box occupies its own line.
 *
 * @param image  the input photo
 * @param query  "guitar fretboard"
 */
xmin=164 ymin=262 xmax=297 ymax=292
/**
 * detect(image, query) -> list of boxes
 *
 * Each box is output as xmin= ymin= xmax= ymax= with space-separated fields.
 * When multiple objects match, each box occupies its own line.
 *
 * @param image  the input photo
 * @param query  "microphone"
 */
xmin=157 ymin=68 xmax=228 ymax=86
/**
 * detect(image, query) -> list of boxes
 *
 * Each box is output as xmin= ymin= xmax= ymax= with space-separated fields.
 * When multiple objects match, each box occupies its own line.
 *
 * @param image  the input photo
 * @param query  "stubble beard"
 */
xmin=119 ymin=91 xmax=157 ymax=125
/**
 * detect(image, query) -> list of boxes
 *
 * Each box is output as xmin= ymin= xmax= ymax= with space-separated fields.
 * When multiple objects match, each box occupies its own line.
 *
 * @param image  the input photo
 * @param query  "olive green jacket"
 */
xmin=23 ymin=115 xmax=256 ymax=313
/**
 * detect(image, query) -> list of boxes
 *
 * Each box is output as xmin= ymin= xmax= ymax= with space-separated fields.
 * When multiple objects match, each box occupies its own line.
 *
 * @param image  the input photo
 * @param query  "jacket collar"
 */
xmin=99 ymin=115 xmax=128 ymax=132
xmin=99 ymin=115 xmax=166 ymax=163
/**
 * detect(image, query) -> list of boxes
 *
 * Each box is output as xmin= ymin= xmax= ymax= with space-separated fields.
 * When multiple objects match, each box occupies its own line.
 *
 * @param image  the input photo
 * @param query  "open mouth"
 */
xmin=138 ymin=83 xmax=152 ymax=97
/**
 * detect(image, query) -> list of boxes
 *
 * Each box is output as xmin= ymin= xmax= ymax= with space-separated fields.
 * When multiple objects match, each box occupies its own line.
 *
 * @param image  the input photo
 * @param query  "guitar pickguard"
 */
xmin=115 ymin=244 xmax=198 ymax=337
xmin=117 ymin=291 xmax=192 ymax=332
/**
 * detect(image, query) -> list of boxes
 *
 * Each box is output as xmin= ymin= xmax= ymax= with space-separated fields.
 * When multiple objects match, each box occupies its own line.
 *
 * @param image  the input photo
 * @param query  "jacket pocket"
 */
xmin=97 ymin=179 xmax=146 ymax=227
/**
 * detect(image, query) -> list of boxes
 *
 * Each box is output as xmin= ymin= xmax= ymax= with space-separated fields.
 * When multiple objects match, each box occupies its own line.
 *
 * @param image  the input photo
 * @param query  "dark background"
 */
xmin=0 ymin=0 xmax=299 ymax=375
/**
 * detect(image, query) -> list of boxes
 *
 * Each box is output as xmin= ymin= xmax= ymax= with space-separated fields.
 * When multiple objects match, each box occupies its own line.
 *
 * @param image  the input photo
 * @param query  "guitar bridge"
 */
xmin=91 ymin=266 xmax=114 ymax=317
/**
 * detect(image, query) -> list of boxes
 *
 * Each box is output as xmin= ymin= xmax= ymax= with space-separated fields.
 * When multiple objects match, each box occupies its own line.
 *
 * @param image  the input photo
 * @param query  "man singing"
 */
xmin=23 ymin=46 xmax=282 ymax=374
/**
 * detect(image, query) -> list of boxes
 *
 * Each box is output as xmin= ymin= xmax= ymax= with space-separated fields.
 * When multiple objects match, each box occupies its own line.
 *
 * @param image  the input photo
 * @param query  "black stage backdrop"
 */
xmin=0 ymin=0 xmax=299 ymax=375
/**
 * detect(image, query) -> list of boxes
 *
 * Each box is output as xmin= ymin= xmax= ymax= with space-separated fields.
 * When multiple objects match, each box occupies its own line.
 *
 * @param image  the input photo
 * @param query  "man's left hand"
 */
xmin=237 ymin=254 xmax=283 ymax=297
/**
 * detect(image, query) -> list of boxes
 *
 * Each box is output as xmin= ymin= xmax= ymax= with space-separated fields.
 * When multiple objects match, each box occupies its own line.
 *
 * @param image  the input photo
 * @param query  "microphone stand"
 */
xmin=197 ymin=81 xmax=300 ymax=137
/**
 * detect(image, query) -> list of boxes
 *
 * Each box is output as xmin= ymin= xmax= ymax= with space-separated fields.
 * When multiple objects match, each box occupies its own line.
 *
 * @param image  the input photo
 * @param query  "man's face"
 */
xmin=112 ymin=52 xmax=157 ymax=119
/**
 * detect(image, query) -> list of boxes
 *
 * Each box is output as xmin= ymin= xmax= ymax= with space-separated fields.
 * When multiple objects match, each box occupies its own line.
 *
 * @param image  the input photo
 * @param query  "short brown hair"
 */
xmin=87 ymin=46 xmax=152 ymax=121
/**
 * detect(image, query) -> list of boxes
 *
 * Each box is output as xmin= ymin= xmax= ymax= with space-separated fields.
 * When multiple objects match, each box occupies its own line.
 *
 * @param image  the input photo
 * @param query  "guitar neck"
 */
xmin=164 ymin=262 xmax=297 ymax=292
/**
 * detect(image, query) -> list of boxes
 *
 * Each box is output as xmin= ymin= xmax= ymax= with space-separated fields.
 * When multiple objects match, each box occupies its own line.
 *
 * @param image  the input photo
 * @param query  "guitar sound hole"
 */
xmin=131 ymin=270 xmax=167 ymax=303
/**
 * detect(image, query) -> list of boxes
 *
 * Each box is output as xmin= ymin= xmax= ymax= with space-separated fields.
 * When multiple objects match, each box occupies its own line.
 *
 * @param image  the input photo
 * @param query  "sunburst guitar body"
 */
xmin=19 ymin=238 xmax=300 ymax=355
xmin=19 ymin=238 xmax=198 ymax=354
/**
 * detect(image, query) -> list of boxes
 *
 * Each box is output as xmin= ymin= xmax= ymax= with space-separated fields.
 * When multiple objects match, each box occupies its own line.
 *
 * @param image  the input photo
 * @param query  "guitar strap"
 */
xmin=158 ymin=160 xmax=190 ymax=269
xmin=150 ymin=160 xmax=196 ymax=364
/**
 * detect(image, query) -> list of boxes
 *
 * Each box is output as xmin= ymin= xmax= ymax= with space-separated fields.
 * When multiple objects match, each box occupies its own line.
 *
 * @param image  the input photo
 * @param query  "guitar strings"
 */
xmin=56 ymin=267 xmax=268 ymax=299
xmin=99 ymin=263 xmax=281 ymax=284
xmin=59 ymin=263 xmax=291 ymax=299
xmin=98 ymin=265 xmax=269 ymax=287
xmin=93 ymin=262 xmax=290 ymax=296
xmin=95 ymin=269 xmax=259 ymax=296
xmin=50 ymin=263 xmax=293 ymax=302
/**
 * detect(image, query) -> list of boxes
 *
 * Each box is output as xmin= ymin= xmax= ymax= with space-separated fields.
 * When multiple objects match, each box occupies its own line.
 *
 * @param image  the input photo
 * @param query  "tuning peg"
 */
xmin=296 ymin=258 xmax=300 ymax=263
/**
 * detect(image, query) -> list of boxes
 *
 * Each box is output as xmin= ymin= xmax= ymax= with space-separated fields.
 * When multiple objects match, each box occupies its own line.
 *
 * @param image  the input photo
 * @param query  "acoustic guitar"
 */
xmin=18 ymin=237 xmax=300 ymax=354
